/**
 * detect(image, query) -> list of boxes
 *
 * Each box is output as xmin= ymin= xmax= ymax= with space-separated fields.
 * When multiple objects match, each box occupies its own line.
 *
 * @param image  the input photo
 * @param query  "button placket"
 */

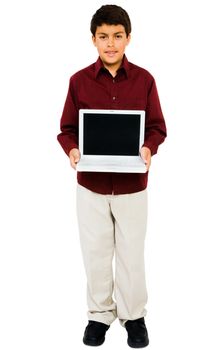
xmin=109 ymin=74 xmax=118 ymax=106
xmin=111 ymin=80 xmax=117 ymax=103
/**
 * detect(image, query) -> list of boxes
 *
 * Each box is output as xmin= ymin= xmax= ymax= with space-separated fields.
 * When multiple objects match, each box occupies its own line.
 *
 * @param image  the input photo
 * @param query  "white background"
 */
xmin=0 ymin=0 xmax=216 ymax=349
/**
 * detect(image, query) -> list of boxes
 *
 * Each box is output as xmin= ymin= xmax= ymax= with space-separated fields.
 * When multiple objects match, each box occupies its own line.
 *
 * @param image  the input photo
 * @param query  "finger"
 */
xmin=70 ymin=158 xmax=77 ymax=170
xmin=143 ymin=155 xmax=148 ymax=164
xmin=71 ymin=155 xmax=80 ymax=169
xmin=70 ymin=162 xmax=76 ymax=170
xmin=146 ymin=158 xmax=151 ymax=171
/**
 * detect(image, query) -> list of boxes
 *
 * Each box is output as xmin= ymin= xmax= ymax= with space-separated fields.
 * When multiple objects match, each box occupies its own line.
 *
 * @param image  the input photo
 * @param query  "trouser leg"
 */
xmin=76 ymin=185 xmax=117 ymax=325
xmin=110 ymin=190 xmax=148 ymax=325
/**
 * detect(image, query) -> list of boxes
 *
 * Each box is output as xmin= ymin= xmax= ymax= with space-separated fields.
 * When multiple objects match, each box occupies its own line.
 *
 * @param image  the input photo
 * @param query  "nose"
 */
xmin=107 ymin=36 xmax=114 ymax=47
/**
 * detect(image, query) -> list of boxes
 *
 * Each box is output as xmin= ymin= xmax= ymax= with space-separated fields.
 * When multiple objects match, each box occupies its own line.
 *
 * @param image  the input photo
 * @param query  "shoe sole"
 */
xmin=127 ymin=338 xmax=149 ymax=348
xmin=83 ymin=337 xmax=105 ymax=346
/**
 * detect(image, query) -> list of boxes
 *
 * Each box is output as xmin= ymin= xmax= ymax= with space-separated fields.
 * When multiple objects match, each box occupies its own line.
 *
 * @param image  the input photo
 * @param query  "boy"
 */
xmin=57 ymin=4 xmax=166 ymax=348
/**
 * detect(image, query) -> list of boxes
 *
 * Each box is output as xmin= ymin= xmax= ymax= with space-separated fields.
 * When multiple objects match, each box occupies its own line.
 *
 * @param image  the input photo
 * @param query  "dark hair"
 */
xmin=90 ymin=5 xmax=131 ymax=37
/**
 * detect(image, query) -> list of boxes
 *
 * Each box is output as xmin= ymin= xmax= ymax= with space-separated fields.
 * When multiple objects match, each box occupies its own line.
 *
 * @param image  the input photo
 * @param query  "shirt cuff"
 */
xmin=142 ymin=141 xmax=158 ymax=156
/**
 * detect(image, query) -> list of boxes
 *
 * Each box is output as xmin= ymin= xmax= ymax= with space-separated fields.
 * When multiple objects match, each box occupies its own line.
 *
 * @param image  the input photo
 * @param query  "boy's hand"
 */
xmin=69 ymin=148 xmax=80 ymax=170
xmin=140 ymin=146 xmax=151 ymax=171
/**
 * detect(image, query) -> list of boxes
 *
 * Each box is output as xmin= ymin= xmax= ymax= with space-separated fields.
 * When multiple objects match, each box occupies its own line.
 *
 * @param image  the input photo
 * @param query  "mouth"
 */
xmin=105 ymin=51 xmax=118 ymax=57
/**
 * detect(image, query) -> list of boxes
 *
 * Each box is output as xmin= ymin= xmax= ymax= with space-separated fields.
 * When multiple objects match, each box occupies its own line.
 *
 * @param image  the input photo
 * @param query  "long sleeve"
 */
xmin=57 ymin=77 xmax=79 ymax=156
xmin=144 ymin=78 xmax=167 ymax=155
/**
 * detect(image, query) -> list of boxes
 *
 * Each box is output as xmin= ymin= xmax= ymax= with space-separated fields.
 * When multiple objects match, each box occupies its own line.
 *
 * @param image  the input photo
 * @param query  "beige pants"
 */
xmin=76 ymin=184 xmax=148 ymax=326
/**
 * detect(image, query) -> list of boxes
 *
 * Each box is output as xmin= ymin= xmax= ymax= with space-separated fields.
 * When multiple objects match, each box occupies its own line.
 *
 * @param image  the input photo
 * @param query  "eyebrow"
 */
xmin=97 ymin=31 xmax=125 ymax=35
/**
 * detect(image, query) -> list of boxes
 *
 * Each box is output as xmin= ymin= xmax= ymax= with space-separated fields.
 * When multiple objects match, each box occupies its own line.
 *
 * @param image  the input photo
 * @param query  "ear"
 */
xmin=92 ymin=35 xmax=96 ymax=46
xmin=126 ymin=34 xmax=131 ymax=46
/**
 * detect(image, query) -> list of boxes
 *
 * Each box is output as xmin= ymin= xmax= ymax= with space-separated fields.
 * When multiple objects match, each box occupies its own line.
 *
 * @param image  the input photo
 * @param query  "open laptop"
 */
xmin=76 ymin=109 xmax=146 ymax=173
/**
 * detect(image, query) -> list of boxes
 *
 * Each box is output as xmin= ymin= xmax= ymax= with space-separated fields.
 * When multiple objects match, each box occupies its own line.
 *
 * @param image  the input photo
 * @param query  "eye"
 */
xmin=99 ymin=35 xmax=107 ymax=40
xmin=116 ymin=34 xmax=123 ymax=39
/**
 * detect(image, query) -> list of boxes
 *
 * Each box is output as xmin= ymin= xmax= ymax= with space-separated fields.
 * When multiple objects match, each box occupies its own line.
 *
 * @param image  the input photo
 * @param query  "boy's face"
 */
xmin=92 ymin=24 xmax=130 ymax=72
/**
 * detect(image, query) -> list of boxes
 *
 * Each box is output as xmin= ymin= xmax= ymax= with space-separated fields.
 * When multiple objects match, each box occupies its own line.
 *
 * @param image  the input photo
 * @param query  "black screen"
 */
xmin=83 ymin=113 xmax=141 ymax=156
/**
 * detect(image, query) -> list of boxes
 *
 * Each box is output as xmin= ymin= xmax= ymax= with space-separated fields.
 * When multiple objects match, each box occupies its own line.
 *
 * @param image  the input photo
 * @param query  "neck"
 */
xmin=107 ymin=67 xmax=118 ymax=77
xmin=103 ymin=59 xmax=123 ymax=78
xmin=103 ymin=62 xmax=122 ymax=77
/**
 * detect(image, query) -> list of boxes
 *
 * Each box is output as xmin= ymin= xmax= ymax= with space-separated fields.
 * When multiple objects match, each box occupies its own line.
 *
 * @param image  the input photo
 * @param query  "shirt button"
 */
xmin=112 ymin=96 xmax=116 ymax=100
xmin=113 ymin=79 xmax=115 ymax=83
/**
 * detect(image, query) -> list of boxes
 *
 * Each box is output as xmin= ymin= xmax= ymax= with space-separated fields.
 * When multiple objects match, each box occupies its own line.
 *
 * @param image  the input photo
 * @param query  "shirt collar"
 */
xmin=94 ymin=54 xmax=130 ymax=79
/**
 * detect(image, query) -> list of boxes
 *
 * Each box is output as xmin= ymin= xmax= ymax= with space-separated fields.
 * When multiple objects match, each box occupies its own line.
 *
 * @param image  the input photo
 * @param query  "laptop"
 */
xmin=76 ymin=109 xmax=146 ymax=173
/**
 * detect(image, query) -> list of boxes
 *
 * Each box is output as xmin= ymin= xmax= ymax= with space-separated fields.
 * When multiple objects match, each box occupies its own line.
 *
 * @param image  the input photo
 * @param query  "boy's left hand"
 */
xmin=140 ymin=147 xmax=151 ymax=171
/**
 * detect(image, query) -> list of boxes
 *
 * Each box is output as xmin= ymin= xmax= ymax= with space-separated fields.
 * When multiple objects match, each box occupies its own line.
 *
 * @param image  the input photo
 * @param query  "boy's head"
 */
xmin=91 ymin=5 xmax=131 ymax=74
xmin=90 ymin=5 xmax=131 ymax=38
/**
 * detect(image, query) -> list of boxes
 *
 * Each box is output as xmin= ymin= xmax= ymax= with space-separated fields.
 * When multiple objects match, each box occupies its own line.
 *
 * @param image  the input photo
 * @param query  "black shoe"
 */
xmin=125 ymin=317 xmax=149 ymax=348
xmin=83 ymin=320 xmax=110 ymax=346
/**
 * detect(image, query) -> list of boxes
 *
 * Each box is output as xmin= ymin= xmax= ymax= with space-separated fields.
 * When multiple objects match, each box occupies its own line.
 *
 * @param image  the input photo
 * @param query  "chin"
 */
xmin=104 ymin=57 xmax=119 ymax=65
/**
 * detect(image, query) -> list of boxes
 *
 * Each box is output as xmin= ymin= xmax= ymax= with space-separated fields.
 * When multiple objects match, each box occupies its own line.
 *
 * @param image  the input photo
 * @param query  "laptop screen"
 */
xmin=83 ymin=112 xmax=141 ymax=156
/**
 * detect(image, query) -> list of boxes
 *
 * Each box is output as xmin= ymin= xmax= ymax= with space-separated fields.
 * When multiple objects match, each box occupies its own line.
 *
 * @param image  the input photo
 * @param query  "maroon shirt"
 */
xmin=57 ymin=55 xmax=167 ymax=194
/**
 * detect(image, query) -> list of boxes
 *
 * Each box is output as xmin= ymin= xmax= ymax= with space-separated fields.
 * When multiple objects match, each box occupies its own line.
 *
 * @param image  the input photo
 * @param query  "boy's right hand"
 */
xmin=69 ymin=148 xmax=80 ymax=170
